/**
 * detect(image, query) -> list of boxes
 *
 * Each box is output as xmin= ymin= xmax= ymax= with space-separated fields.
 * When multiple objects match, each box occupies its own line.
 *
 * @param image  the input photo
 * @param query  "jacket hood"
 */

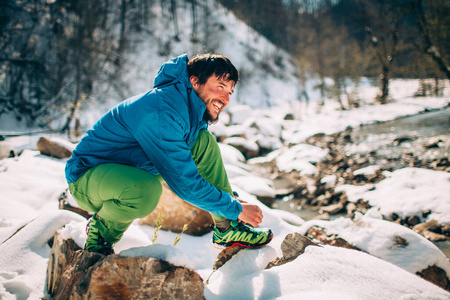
xmin=153 ymin=54 xmax=191 ymax=89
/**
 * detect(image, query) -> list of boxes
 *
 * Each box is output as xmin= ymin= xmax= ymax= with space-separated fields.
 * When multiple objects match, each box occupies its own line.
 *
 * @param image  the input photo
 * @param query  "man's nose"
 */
xmin=221 ymin=92 xmax=230 ymax=105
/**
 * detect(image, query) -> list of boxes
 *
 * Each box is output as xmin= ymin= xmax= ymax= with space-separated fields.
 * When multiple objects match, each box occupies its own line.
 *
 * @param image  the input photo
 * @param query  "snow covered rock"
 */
xmin=47 ymin=230 xmax=204 ymax=299
xmin=224 ymin=124 xmax=258 ymax=139
xmin=299 ymin=216 xmax=450 ymax=292
xmin=337 ymin=167 xmax=450 ymax=225
xmin=275 ymin=144 xmax=328 ymax=175
xmin=223 ymin=136 xmax=259 ymax=159
xmin=229 ymin=175 xmax=276 ymax=206
xmin=218 ymin=143 xmax=246 ymax=165
xmin=252 ymin=117 xmax=283 ymax=138
xmin=139 ymin=182 xmax=213 ymax=236
xmin=227 ymin=105 xmax=254 ymax=125
xmin=254 ymin=135 xmax=283 ymax=154
xmin=37 ymin=136 xmax=75 ymax=159
xmin=209 ymin=232 xmax=319 ymax=281
xmin=208 ymin=121 xmax=228 ymax=141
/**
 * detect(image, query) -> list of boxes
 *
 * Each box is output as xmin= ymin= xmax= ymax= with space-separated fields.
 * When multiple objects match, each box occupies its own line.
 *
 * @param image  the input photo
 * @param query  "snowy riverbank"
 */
xmin=1 ymin=79 xmax=449 ymax=299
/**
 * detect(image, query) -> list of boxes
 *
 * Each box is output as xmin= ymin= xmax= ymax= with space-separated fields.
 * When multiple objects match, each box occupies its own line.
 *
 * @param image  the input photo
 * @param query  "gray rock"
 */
xmin=266 ymin=232 xmax=320 ymax=269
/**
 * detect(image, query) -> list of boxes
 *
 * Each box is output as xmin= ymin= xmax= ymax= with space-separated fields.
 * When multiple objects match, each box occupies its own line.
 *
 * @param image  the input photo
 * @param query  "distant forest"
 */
xmin=219 ymin=0 xmax=450 ymax=104
xmin=1 ymin=0 xmax=449 ymax=130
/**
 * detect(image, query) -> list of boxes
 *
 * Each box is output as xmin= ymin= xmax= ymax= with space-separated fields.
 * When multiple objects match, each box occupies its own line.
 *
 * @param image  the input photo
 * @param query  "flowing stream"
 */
xmin=273 ymin=107 xmax=450 ymax=257
xmin=345 ymin=107 xmax=450 ymax=163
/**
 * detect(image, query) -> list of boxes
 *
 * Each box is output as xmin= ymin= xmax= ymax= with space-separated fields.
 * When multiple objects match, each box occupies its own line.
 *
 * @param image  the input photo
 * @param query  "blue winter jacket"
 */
xmin=65 ymin=54 xmax=242 ymax=220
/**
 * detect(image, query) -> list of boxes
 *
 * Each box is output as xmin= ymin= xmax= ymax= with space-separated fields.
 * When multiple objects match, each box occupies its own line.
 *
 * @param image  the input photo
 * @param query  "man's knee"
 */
xmin=198 ymin=129 xmax=216 ymax=144
xmin=193 ymin=130 xmax=220 ymax=155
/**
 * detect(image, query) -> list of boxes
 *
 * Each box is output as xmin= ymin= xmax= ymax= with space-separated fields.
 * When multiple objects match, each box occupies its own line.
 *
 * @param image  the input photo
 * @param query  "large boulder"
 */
xmin=139 ymin=182 xmax=213 ymax=236
xmin=47 ymin=230 xmax=204 ymax=299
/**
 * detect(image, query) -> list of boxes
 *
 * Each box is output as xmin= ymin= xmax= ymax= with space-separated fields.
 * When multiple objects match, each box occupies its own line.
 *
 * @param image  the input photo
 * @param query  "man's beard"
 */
xmin=203 ymin=109 xmax=220 ymax=125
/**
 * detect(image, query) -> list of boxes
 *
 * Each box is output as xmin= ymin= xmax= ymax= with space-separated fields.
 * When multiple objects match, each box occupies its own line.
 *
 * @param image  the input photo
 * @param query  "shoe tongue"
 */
xmin=230 ymin=220 xmax=239 ymax=227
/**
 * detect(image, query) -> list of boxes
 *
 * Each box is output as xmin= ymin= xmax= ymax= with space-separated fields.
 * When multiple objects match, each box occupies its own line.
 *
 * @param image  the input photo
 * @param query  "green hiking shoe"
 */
xmin=212 ymin=220 xmax=273 ymax=249
xmin=85 ymin=214 xmax=115 ymax=255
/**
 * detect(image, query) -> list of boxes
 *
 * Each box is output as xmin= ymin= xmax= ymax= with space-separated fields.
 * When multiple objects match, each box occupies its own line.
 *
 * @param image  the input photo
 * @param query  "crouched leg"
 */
xmin=69 ymin=163 xmax=162 ymax=244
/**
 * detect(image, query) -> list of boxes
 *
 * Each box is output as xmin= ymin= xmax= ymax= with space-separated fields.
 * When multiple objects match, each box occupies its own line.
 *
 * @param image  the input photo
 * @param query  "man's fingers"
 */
xmin=238 ymin=203 xmax=264 ymax=227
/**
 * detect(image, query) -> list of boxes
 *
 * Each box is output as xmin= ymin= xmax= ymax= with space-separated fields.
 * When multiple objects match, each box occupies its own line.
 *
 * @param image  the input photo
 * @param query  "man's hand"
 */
xmin=238 ymin=202 xmax=263 ymax=227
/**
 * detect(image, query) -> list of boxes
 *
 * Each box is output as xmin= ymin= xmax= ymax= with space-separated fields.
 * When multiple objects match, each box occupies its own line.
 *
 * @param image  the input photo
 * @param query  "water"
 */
xmin=273 ymin=108 xmax=450 ymax=258
xmin=345 ymin=108 xmax=450 ymax=163
xmin=272 ymin=198 xmax=322 ymax=220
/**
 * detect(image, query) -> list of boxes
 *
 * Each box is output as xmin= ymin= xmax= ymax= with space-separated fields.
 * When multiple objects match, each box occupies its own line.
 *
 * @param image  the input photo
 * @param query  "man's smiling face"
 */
xmin=190 ymin=74 xmax=235 ymax=124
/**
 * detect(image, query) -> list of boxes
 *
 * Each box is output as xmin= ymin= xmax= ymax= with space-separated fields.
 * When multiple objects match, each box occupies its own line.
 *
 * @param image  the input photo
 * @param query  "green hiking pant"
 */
xmin=68 ymin=130 xmax=232 ymax=244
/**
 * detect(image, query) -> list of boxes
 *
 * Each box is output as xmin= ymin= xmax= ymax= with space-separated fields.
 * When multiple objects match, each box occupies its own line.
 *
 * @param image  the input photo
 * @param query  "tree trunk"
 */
xmin=170 ymin=0 xmax=179 ymax=41
xmin=434 ymin=77 xmax=440 ymax=96
xmin=61 ymin=56 xmax=83 ymax=135
xmin=335 ymin=78 xmax=346 ymax=110
xmin=60 ymin=82 xmax=81 ymax=135
xmin=379 ymin=64 xmax=390 ymax=104
xmin=115 ymin=0 xmax=127 ymax=67
xmin=190 ymin=0 xmax=197 ymax=40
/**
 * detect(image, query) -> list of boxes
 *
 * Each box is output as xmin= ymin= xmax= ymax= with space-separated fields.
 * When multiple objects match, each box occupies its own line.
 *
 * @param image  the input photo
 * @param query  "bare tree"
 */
xmin=409 ymin=0 xmax=450 ymax=80
xmin=357 ymin=0 xmax=403 ymax=104
xmin=0 ymin=0 xmax=59 ymax=125
xmin=0 ymin=0 xmax=120 ymax=131
xmin=115 ymin=0 xmax=129 ymax=67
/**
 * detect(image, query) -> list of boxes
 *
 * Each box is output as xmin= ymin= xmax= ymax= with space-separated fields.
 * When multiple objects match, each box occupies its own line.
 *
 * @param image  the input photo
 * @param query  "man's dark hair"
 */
xmin=187 ymin=53 xmax=239 ymax=85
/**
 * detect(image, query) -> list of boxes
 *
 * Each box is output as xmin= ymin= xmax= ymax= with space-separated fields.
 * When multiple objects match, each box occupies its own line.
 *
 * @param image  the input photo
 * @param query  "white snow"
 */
xmin=1 ymin=1 xmax=450 ymax=298
xmin=218 ymin=143 xmax=246 ymax=165
xmin=337 ymin=168 xmax=450 ymax=224
xmin=275 ymin=144 xmax=329 ymax=174
xmin=228 ymin=105 xmax=255 ymax=125
xmin=230 ymin=175 xmax=276 ymax=198
xmin=298 ymin=214 xmax=450 ymax=278
xmin=206 ymin=245 xmax=447 ymax=300
xmin=321 ymin=174 xmax=337 ymax=186
xmin=1 ymin=80 xmax=450 ymax=298
xmin=353 ymin=165 xmax=381 ymax=175
xmin=223 ymin=137 xmax=260 ymax=152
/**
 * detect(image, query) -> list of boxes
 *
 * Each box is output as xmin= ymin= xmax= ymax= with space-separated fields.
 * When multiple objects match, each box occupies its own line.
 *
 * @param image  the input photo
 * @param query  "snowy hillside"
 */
xmin=81 ymin=0 xmax=299 ymax=129
xmin=0 ymin=0 xmax=300 ymax=134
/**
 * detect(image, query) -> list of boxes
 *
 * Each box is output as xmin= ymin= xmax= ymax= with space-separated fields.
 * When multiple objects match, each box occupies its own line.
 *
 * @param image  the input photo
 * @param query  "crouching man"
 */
xmin=65 ymin=53 xmax=273 ymax=255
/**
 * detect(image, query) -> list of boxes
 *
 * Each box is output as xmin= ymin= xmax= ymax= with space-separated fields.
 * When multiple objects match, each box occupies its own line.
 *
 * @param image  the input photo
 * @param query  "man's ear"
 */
xmin=189 ymin=75 xmax=199 ymax=87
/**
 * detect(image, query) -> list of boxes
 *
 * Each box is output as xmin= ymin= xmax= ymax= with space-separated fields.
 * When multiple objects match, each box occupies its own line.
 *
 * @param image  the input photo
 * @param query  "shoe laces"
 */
xmin=230 ymin=220 xmax=263 ymax=238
